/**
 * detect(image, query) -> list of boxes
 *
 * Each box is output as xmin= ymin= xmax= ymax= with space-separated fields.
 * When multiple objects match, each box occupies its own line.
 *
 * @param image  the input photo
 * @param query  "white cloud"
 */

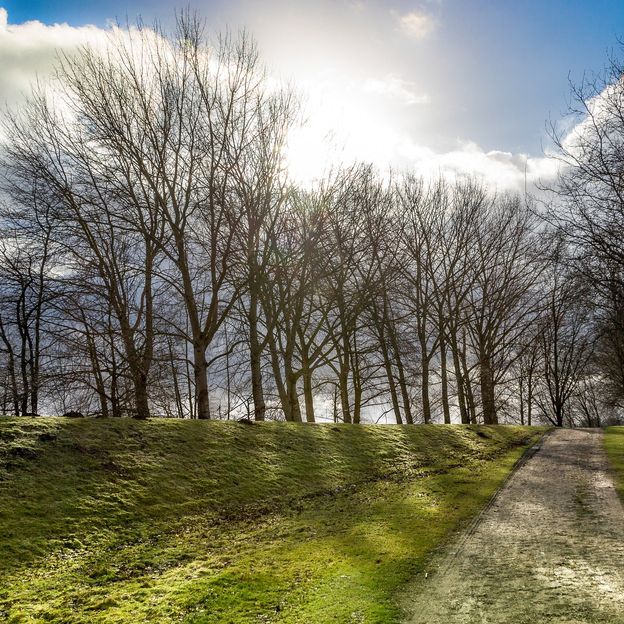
xmin=0 ymin=8 xmax=107 ymax=108
xmin=0 ymin=7 xmax=561 ymax=194
xmin=287 ymin=97 xmax=560 ymax=191
xmin=404 ymin=141 xmax=560 ymax=192
xmin=395 ymin=10 xmax=436 ymax=39
xmin=363 ymin=75 xmax=430 ymax=105
xmin=556 ymin=80 xmax=623 ymax=163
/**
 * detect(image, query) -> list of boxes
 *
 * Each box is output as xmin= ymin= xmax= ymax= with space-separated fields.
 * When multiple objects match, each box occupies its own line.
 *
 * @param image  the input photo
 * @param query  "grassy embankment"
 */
xmin=0 ymin=418 xmax=544 ymax=623
xmin=605 ymin=427 xmax=624 ymax=503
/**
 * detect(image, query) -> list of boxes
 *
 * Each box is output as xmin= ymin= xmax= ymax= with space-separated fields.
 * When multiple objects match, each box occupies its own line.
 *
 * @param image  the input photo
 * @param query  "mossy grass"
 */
xmin=604 ymin=427 xmax=624 ymax=502
xmin=0 ymin=417 xmax=544 ymax=623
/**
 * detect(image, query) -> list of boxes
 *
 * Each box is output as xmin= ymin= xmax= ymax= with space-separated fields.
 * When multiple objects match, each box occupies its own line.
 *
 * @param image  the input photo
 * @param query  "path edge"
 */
xmin=458 ymin=428 xmax=555 ymax=544
xmin=397 ymin=427 xmax=554 ymax=620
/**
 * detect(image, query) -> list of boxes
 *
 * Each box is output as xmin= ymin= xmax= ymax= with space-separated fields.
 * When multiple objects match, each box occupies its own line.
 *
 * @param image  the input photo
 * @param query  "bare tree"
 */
xmin=535 ymin=243 xmax=594 ymax=426
xmin=464 ymin=194 xmax=542 ymax=424
xmin=546 ymin=47 xmax=624 ymax=407
xmin=2 ymin=15 xmax=296 ymax=420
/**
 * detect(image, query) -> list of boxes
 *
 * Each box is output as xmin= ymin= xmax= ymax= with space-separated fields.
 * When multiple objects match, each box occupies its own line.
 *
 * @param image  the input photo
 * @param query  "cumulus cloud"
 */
xmin=394 ymin=10 xmax=436 ymax=39
xmin=399 ymin=141 xmax=560 ymax=192
xmin=287 ymin=101 xmax=560 ymax=191
xmin=363 ymin=75 xmax=430 ymax=106
xmin=555 ymin=80 xmax=624 ymax=165
xmin=0 ymin=8 xmax=107 ymax=108
xmin=0 ymin=6 xmax=561 ymax=194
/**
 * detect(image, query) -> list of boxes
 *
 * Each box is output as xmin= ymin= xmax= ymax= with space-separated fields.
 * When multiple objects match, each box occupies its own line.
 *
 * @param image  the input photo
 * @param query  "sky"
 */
xmin=1 ymin=0 xmax=623 ymax=189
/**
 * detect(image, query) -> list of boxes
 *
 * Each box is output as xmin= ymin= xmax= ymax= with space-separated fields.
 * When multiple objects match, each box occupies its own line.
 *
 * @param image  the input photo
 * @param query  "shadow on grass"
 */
xmin=0 ymin=418 xmax=544 ymax=623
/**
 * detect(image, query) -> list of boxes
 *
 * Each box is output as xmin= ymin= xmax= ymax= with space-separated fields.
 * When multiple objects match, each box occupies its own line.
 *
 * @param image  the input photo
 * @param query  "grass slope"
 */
xmin=0 ymin=418 xmax=544 ymax=623
xmin=605 ymin=427 xmax=624 ymax=502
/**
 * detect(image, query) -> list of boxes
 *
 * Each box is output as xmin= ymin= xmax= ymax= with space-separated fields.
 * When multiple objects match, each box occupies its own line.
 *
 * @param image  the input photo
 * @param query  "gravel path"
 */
xmin=403 ymin=428 xmax=624 ymax=624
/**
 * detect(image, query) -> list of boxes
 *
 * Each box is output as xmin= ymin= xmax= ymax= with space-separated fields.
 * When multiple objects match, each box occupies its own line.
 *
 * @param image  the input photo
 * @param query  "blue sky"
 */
xmin=1 ymin=1 xmax=623 ymax=187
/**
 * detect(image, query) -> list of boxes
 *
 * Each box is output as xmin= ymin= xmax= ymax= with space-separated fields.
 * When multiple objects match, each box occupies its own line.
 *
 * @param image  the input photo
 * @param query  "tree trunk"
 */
xmin=303 ymin=368 xmax=315 ymax=423
xmin=519 ymin=374 xmax=525 ymax=426
xmin=84 ymin=324 xmax=109 ymax=418
xmin=286 ymin=369 xmax=302 ymax=422
xmin=527 ymin=368 xmax=533 ymax=426
xmin=353 ymin=383 xmax=362 ymax=425
xmin=380 ymin=332 xmax=403 ymax=424
xmin=169 ymin=339 xmax=185 ymax=418
xmin=332 ymin=385 xmax=339 ymax=423
xmin=479 ymin=353 xmax=497 ymax=425
xmin=440 ymin=338 xmax=451 ymax=424
xmin=339 ymin=362 xmax=351 ymax=424
xmin=385 ymin=358 xmax=403 ymax=424
xmin=19 ymin=319 xmax=29 ymax=416
xmin=134 ymin=374 xmax=150 ymax=420
xmin=194 ymin=343 xmax=211 ymax=419
xmin=373 ymin=301 xmax=402 ymax=424
xmin=249 ymin=289 xmax=266 ymax=421
xmin=351 ymin=340 xmax=363 ymax=425
xmin=338 ymin=328 xmax=352 ymax=423
xmin=7 ymin=354 xmax=19 ymax=416
xmin=460 ymin=335 xmax=477 ymax=424
xmin=452 ymin=340 xmax=469 ymax=424
xmin=110 ymin=338 xmax=121 ymax=418
xmin=267 ymin=335 xmax=291 ymax=420
xmin=421 ymin=359 xmax=431 ymax=424
xmin=388 ymin=322 xmax=412 ymax=424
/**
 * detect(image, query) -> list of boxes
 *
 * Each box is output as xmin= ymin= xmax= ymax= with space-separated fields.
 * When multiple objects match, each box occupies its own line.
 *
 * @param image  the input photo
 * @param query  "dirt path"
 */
xmin=403 ymin=428 xmax=624 ymax=624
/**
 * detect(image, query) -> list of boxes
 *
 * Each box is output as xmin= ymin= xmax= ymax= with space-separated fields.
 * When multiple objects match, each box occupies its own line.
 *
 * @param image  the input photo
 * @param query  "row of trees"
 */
xmin=0 ymin=15 xmax=620 ymax=426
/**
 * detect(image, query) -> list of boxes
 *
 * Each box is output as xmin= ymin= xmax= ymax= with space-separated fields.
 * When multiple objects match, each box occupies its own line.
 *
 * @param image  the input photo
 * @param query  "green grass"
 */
xmin=0 ymin=418 xmax=545 ymax=623
xmin=604 ymin=427 xmax=624 ymax=503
